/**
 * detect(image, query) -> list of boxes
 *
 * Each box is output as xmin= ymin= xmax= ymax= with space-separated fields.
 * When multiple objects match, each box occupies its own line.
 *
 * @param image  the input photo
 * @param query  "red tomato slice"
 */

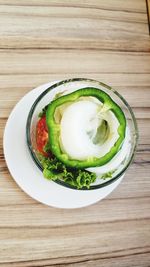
xmin=36 ymin=116 xmax=49 ymax=157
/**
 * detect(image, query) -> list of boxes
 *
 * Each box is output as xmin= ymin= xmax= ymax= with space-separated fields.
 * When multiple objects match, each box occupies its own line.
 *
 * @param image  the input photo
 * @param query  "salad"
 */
xmin=35 ymin=86 xmax=131 ymax=189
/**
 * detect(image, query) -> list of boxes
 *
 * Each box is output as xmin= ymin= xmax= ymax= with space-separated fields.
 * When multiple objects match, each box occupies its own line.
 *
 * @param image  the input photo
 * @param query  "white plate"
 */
xmin=3 ymin=81 xmax=124 ymax=209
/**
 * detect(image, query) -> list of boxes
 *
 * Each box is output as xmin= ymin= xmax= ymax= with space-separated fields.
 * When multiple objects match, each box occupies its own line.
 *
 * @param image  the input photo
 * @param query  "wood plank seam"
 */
xmin=146 ymin=0 xmax=150 ymax=34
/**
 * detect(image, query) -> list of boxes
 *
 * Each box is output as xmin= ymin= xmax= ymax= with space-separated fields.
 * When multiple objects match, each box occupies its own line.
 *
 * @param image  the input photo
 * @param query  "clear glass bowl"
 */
xmin=26 ymin=78 xmax=138 ymax=190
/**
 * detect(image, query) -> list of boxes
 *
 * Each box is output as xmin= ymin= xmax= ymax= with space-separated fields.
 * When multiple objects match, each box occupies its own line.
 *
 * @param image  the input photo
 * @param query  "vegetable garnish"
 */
xmin=38 ymin=153 xmax=96 ymax=189
xmin=36 ymin=87 xmax=128 ymax=189
xmin=46 ymin=88 xmax=126 ymax=168
xmin=36 ymin=116 xmax=49 ymax=157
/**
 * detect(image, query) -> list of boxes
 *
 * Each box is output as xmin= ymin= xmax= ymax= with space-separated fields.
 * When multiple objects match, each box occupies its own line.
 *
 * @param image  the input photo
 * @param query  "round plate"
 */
xmin=3 ymin=81 xmax=123 ymax=209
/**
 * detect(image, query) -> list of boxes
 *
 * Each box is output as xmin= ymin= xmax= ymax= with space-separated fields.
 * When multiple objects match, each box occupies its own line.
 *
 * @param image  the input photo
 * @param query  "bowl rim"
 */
xmin=26 ymin=78 xmax=139 ymax=190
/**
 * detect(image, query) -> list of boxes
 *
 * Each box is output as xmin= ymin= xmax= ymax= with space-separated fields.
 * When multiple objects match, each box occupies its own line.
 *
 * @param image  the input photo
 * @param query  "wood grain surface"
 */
xmin=0 ymin=1 xmax=150 ymax=266
xmin=146 ymin=0 xmax=150 ymax=32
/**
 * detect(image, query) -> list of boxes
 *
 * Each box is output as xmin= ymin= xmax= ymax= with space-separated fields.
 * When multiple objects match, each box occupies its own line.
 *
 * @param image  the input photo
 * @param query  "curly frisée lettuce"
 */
xmin=38 ymin=153 xmax=96 ymax=189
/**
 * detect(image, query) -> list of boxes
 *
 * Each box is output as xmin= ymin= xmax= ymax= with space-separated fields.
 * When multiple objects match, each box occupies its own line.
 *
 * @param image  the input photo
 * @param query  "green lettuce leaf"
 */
xmin=101 ymin=169 xmax=116 ymax=179
xmin=38 ymin=154 xmax=96 ymax=189
xmin=38 ymin=105 xmax=49 ymax=118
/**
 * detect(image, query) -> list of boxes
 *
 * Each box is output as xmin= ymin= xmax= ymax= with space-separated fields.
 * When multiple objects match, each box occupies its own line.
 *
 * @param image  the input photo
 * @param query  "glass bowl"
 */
xmin=26 ymin=78 xmax=138 ymax=190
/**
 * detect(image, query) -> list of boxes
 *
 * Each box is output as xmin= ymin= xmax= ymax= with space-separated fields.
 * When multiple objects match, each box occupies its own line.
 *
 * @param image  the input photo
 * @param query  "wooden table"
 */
xmin=0 ymin=1 xmax=150 ymax=266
